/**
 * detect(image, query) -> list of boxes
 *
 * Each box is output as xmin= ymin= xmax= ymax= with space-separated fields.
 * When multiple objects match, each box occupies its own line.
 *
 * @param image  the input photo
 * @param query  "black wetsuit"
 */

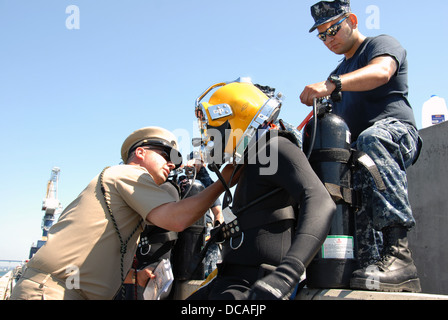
xmin=188 ymin=132 xmax=336 ymax=300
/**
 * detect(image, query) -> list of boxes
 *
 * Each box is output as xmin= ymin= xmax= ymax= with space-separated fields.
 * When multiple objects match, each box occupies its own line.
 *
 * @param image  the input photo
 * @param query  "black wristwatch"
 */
xmin=328 ymin=74 xmax=342 ymax=102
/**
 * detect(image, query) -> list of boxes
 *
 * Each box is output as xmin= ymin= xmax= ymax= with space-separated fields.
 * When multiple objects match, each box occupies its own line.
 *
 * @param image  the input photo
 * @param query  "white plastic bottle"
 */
xmin=422 ymin=95 xmax=448 ymax=128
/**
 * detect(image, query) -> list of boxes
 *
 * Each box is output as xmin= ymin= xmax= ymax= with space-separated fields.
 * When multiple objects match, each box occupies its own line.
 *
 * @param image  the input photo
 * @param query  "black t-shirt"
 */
xmin=331 ymin=35 xmax=417 ymax=140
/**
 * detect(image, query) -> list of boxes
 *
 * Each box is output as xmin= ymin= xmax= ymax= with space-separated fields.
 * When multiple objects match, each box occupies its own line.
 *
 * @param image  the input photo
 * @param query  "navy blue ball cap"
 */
xmin=309 ymin=0 xmax=351 ymax=33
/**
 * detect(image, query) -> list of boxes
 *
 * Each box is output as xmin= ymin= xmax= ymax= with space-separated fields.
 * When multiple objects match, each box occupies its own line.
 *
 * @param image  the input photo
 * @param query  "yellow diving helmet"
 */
xmin=195 ymin=77 xmax=282 ymax=164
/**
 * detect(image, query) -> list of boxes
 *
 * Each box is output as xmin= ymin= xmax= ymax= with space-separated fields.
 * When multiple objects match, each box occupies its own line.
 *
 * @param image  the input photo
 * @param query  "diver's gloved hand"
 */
xmin=247 ymin=258 xmax=304 ymax=300
xmin=248 ymin=274 xmax=290 ymax=300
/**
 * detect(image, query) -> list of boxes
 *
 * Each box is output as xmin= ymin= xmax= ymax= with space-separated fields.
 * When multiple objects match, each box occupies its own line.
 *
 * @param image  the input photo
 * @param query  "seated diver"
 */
xmin=187 ymin=78 xmax=336 ymax=300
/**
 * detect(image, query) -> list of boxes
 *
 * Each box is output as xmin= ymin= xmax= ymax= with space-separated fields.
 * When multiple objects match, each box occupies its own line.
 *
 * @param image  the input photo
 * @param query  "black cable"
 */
xmin=208 ymin=162 xmax=236 ymax=209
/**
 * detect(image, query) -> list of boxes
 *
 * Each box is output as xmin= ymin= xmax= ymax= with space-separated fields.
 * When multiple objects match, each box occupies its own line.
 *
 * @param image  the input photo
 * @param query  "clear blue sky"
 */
xmin=1 ymin=0 xmax=446 ymax=261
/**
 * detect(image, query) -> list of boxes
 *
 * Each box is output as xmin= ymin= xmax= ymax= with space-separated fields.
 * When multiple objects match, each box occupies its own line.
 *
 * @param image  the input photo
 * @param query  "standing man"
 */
xmin=300 ymin=0 xmax=422 ymax=292
xmin=11 ymin=126 xmax=238 ymax=300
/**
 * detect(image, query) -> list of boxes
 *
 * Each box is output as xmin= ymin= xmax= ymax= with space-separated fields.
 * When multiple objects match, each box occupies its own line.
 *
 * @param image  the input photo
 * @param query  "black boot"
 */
xmin=350 ymin=226 xmax=421 ymax=292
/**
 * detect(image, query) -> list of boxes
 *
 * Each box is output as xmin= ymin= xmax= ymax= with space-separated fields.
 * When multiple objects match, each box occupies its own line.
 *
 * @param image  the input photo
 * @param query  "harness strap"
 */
xmin=220 ymin=206 xmax=296 ymax=241
xmin=145 ymin=229 xmax=178 ymax=244
xmin=352 ymin=151 xmax=386 ymax=191
xmin=186 ymin=187 xmax=292 ymax=278
xmin=309 ymin=148 xmax=386 ymax=206
xmin=324 ymin=182 xmax=358 ymax=207
xmin=137 ymin=227 xmax=178 ymax=269
xmin=309 ymin=148 xmax=351 ymax=164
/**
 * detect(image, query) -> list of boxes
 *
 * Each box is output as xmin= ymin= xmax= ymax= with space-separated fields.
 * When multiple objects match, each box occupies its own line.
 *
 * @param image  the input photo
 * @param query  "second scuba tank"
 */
xmin=302 ymin=99 xmax=357 ymax=289
xmin=171 ymin=170 xmax=207 ymax=280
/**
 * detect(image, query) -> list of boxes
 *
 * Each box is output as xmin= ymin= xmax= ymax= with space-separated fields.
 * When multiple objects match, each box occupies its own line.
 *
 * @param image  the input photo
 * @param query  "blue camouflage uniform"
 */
xmin=353 ymin=118 xmax=420 ymax=266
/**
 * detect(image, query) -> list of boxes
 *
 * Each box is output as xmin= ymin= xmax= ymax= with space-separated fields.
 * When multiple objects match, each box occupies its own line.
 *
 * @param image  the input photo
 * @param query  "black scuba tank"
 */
xmin=171 ymin=176 xmax=207 ymax=280
xmin=302 ymin=99 xmax=357 ymax=289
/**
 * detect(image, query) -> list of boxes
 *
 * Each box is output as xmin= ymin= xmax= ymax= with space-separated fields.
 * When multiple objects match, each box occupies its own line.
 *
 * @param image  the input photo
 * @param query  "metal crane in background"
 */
xmin=29 ymin=167 xmax=63 ymax=258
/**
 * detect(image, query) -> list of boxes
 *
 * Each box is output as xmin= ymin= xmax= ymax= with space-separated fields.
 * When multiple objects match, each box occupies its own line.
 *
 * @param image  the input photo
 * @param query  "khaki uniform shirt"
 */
xmin=26 ymin=165 xmax=176 ymax=299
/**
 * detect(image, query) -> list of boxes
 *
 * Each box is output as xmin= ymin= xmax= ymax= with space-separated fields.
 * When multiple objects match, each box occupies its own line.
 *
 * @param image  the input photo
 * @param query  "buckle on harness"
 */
xmin=221 ymin=219 xmax=245 ymax=249
xmin=220 ymin=206 xmax=245 ymax=250
xmin=230 ymin=232 xmax=244 ymax=250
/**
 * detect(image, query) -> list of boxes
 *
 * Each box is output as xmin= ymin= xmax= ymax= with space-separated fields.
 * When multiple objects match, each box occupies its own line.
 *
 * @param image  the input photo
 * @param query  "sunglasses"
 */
xmin=317 ymin=16 xmax=348 ymax=41
xmin=143 ymin=147 xmax=172 ymax=163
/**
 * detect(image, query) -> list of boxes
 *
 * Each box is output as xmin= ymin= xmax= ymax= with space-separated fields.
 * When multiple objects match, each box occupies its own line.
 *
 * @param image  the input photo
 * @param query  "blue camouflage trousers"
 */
xmin=353 ymin=118 xmax=421 ymax=267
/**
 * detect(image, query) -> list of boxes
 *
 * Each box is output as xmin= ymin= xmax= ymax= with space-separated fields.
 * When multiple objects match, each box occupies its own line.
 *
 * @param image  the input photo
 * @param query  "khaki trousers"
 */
xmin=10 ymin=267 xmax=87 ymax=300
